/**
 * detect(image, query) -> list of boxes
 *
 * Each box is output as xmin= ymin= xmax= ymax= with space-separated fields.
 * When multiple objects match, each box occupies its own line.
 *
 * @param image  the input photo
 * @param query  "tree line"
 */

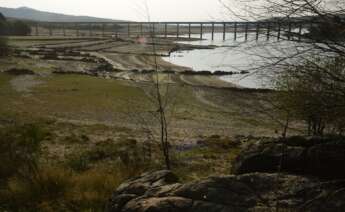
xmin=0 ymin=12 xmax=31 ymax=36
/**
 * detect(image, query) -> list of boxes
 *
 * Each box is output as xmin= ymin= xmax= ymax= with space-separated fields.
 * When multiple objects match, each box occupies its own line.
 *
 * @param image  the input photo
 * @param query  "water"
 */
xmin=163 ymin=32 xmax=303 ymax=88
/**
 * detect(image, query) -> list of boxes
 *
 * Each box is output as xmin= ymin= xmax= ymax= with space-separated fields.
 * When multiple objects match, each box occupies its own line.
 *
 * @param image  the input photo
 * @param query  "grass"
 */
xmin=0 ymin=123 xmax=152 ymax=212
xmin=173 ymin=135 xmax=242 ymax=182
xmin=0 ymin=72 xmax=153 ymax=123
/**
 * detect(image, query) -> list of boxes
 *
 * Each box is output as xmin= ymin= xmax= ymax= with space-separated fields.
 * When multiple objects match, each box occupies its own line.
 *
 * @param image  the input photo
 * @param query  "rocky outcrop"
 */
xmin=232 ymin=136 xmax=345 ymax=179
xmin=108 ymin=170 xmax=345 ymax=212
xmin=108 ymin=136 xmax=345 ymax=211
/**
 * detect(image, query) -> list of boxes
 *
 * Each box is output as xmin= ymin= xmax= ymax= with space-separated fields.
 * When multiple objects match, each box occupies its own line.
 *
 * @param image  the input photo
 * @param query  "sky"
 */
xmin=0 ymin=0 xmax=231 ymax=21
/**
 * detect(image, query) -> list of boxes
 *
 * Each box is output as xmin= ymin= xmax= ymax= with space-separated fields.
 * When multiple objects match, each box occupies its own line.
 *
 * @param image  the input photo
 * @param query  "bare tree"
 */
xmin=220 ymin=0 xmax=345 ymax=136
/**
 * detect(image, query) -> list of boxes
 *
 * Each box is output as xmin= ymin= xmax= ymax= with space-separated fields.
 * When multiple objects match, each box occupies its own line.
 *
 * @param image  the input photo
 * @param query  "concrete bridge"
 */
xmin=30 ymin=21 xmax=311 ymax=41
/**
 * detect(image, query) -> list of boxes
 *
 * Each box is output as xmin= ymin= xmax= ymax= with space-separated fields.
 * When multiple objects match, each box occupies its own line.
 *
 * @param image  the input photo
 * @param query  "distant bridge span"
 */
xmin=29 ymin=21 xmax=312 ymax=41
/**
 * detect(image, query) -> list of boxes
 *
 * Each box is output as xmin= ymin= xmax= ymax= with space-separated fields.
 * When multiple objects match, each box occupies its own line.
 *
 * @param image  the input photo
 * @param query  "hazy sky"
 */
xmin=1 ymin=0 xmax=231 ymax=21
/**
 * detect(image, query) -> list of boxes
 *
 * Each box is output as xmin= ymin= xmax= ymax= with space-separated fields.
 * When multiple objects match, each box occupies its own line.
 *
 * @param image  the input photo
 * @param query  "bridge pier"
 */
xmin=200 ymin=23 xmax=203 ymax=39
xmin=127 ymin=23 xmax=130 ymax=38
xmin=164 ymin=23 xmax=167 ymax=38
xmin=114 ymin=24 xmax=118 ymax=39
xmin=234 ymin=23 xmax=237 ymax=41
xmin=245 ymin=23 xmax=248 ymax=41
xmin=177 ymin=23 xmax=180 ymax=38
xmin=35 ymin=23 xmax=39 ymax=36
xmin=266 ymin=22 xmax=270 ymax=41
xmin=223 ymin=23 xmax=226 ymax=41
xmin=211 ymin=23 xmax=215 ymax=40
xmin=75 ymin=24 xmax=79 ymax=37
xmin=256 ymin=23 xmax=260 ymax=41
xmin=188 ymin=23 xmax=191 ymax=38
xmin=298 ymin=23 xmax=302 ymax=41
xmin=277 ymin=22 xmax=281 ymax=41
xmin=288 ymin=22 xmax=292 ymax=40
xmin=49 ymin=25 xmax=53 ymax=36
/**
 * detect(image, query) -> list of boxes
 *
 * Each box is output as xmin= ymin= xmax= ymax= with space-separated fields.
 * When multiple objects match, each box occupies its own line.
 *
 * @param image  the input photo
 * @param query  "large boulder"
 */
xmin=231 ymin=137 xmax=306 ymax=175
xmin=232 ymin=136 xmax=345 ymax=179
xmin=107 ymin=170 xmax=345 ymax=212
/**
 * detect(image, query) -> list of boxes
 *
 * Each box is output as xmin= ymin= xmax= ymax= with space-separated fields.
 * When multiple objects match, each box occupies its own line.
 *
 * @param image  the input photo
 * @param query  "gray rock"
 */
xmin=232 ymin=137 xmax=345 ymax=179
xmin=107 ymin=170 xmax=345 ymax=212
xmin=232 ymin=138 xmax=306 ymax=175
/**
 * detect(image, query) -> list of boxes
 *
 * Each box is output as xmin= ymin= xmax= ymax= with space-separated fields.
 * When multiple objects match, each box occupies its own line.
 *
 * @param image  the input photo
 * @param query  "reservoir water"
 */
xmin=163 ymin=32 xmax=302 ymax=89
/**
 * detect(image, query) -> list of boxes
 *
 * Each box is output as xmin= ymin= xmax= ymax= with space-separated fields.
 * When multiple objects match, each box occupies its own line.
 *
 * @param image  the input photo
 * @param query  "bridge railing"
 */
xmin=28 ymin=21 xmax=313 ymax=41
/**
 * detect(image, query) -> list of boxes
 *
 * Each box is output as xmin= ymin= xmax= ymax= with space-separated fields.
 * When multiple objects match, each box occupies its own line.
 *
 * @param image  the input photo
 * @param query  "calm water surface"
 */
xmin=163 ymin=32 xmax=300 ymax=88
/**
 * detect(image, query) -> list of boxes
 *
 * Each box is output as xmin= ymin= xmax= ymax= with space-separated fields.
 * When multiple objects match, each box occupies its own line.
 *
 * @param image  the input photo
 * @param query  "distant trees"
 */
xmin=0 ymin=36 xmax=8 ymax=57
xmin=0 ymin=12 xmax=31 ymax=36
xmin=0 ymin=13 xmax=8 ymax=57
xmin=0 ymin=12 xmax=6 ymax=22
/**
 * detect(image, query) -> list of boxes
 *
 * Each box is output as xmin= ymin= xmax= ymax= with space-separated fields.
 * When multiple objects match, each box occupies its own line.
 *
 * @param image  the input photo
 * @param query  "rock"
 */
xmin=232 ymin=138 xmax=306 ymax=175
xmin=232 ymin=136 xmax=345 ymax=179
xmin=306 ymin=141 xmax=345 ymax=179
xmin=108 ymin=170 xmax=180 ymax=211
xmin=107 ymin=170 xmax=345 ymax=212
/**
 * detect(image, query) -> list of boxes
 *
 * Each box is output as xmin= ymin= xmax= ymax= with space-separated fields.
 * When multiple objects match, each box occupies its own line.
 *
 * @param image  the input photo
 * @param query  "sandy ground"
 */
xmin=1 ymin=36 xmax=280 ymax=143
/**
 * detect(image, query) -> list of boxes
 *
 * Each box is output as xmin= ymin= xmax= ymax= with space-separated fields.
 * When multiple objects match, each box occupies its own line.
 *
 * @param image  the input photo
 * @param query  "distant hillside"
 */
xmin=0 ymin=6 xmax=124 ymax=22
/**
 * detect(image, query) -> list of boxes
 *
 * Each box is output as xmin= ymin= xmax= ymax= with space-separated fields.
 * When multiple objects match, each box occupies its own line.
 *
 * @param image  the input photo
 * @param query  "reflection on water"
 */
xmin=163 ymin=32 xmax=300 ymax=88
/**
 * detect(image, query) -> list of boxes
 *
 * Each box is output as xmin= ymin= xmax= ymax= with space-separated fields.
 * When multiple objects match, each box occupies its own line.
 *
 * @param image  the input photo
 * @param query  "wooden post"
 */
xmin=245 ymin=22 xmax=249 ymax=41
xmin=164 ymin=23 xmax=167 ymax=38
xmin=234 ymin=22 xmax=237 ymax=40
xmin=128 ymin=23 xmax=130 ymax=38
xmin=188 ymin=23 xmax=191 ymax=39
xmin=200 ymin=23 xmax=203 ymax=39
xmin=277 ymin=22 xmax=281 ymax=41
xmin=266 ymin=22 xmax=270 ymax=41
xmin=211 ymin=23 xmax=215 ymax=40
xmin=177 ymin=23 xmax=180 ymax=38
xmin=256 ymin=22 xmax=260 ymax=41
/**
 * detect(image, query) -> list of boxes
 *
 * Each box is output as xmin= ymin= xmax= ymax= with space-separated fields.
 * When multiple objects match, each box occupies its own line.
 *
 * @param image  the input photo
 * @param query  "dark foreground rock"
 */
xmin=107 ymin=170 xmax=345 ymax=212
xmin=232 ymin=136 xmax=345 ymax=179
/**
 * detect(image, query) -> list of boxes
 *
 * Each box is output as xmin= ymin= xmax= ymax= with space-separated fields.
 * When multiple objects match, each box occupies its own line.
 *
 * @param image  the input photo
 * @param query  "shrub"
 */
xmin=2 ymin=165 xmax=72 ymax=211
xmin=66 ymin=167 xmax=124 ymax=211
xmin=273 ymin=56 xmax=345 ymax=136
xmin=0 ymin=124 xmax=47 ymax=181
xmin=10 ymin=21 xmax=31 ymax=36
xmin=0 ymin=19 xmax=31 ymax=36
xmin=0 ymin=36 xmax=8 ymax=57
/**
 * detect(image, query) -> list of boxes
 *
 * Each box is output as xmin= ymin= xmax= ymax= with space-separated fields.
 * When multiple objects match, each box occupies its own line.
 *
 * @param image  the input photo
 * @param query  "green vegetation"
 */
xmin=174 ymin=135 xmax=241 ymax=182
xmin=274 ymin=56 xmax=345 ymax=136
xmin=0 ymin=36 xmax=277 ymax=211
xmin=0 ymin=36 xmax=8 ymax=57
xmin=0 ymin=123 xmax=150 ymax=211
xmin=0 ymin=13 xmax=31 ymax=36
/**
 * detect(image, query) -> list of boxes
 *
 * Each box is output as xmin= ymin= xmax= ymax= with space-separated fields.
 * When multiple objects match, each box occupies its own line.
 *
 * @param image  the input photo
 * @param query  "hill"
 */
xmin=0 ymin=6 xmax=124 ymax=22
